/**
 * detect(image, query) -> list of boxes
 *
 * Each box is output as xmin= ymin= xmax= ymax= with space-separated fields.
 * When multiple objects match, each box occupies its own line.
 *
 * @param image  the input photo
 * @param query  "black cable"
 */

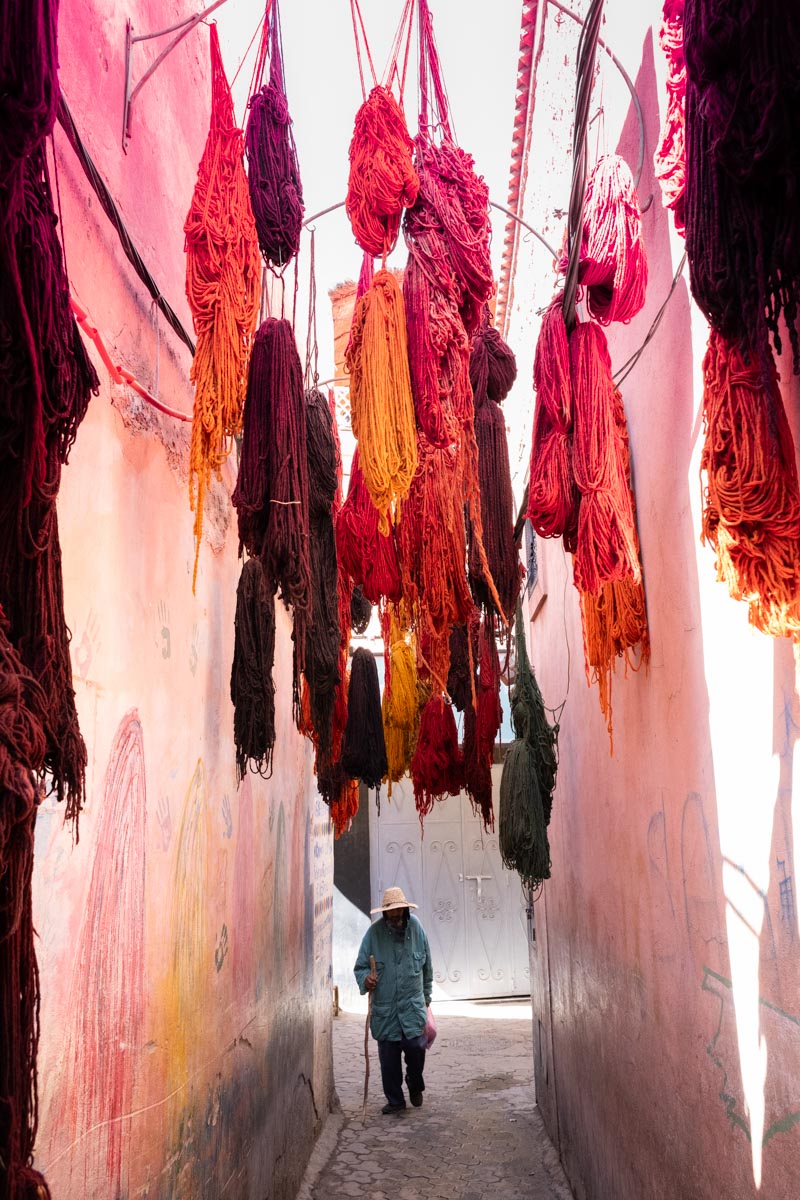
xmin=56 ymin=94 xmax=196 ymax=357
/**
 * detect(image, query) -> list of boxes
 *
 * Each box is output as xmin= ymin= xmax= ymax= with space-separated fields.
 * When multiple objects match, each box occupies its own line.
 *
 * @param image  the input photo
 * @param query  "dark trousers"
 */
xmin=377 ymin=1032 xmax=427 ymax=1107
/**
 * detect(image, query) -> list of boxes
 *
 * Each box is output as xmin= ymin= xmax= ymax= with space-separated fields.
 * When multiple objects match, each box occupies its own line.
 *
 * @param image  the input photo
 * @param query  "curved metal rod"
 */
xmin=546 ymin=0 xmax=646 ymax=191
xmin=301 ymin=198 xmax=558 ymax=259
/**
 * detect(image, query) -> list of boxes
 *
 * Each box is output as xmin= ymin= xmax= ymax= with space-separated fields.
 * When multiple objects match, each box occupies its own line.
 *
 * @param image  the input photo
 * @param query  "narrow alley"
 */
xmin=301 ymin=1005 xmax=573 ymax=1200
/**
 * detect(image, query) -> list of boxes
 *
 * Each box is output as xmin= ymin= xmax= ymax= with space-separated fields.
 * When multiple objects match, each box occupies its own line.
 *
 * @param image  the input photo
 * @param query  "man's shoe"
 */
xmin=410 ymin=1092 xmax=423 ymax=1107
xmin=381 ymin=1102 xmax=406 ymax=1115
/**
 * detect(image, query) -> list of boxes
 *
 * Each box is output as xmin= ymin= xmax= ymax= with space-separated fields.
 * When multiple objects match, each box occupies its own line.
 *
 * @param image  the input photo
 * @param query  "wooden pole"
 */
xmin=362 ymin=954 xmax=376 ymax=1119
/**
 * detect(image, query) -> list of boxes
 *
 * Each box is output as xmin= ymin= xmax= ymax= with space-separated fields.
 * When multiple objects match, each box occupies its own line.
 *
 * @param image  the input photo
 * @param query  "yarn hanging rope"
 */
xmin=526 ymin=295 xmax=580 ymax=551
xmin=411 ymin=693 xmax=464 ymax=823
xmin=570 ymin=321 xmax=643 ymax=595
xmin=700 ymin=331 xmax=800 ymax=638
xmin=336 ymin=447 xmax=402 ymax=605
xmin=245 ymin=0 xmax=304 ymax=270
xmin=0 ymin=603 xmax=50 ymax=1200
xmin=653 ymin=0 xmax=686 ymax=236
xmin=345 ymin=269 xmax=417 ymax=532
xmin=341 ymin=647 xmax=388 ymax=793
xmin=186 ymin=23 xmax=261 ymax=590
xmin=683 ymin=0 xmax=800 ymax=372
xmin=231 ymin=557 xmax=276 ymax=783
xmin=560 ymin=154 xmax=648 ymax=326
xmin=382 ymin=608 xmax=418 ymax=793
xmin=468 ymin=317 xmax=522 ymax=621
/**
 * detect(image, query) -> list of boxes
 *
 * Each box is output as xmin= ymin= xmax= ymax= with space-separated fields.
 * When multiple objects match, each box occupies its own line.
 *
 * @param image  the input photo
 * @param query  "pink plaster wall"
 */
xmin=29 ymin=4 xmax=333 ymax=1196
xmin=508 ymin=4 xmax=800 ymax=1198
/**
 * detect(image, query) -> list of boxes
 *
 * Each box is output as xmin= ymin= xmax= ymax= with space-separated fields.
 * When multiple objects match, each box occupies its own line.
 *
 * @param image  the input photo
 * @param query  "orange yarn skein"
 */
xmin=346 ymin=270 xmax=417 ymax=532
xmin=346 ymin=86 xmax=419 ymax=258
xmin=185 ymin=25 xmax=260 ymax=590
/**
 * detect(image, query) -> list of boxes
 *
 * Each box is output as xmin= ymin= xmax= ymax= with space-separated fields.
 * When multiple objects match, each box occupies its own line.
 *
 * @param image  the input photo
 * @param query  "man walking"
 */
xmin=354 ymin=886 xmax=433 ymax=1115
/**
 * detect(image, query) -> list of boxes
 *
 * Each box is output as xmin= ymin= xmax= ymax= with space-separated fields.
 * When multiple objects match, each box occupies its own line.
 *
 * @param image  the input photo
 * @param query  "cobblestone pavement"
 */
xmin=300 ymin=1003 xmax=574 ymax=1200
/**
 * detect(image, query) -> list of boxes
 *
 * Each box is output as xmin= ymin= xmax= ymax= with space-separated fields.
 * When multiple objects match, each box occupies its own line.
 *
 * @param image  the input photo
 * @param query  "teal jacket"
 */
xmin=354 ymin=914 xmax=433 ymax=1042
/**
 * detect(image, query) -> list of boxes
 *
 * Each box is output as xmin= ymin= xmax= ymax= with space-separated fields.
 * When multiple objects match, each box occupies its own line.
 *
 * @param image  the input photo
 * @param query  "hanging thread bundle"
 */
xmin=346 ymin=269 xmax=417 ymax=531
xmin=683 ymin=0 xmax=800 ymax=372
xmin=245 ymin=0 xmax=304 ymax=269
xmin=700 ymin=332 xmax=800 ymax=638
xmin=411 ymin=694 xmax=464 ymax=820
xmin=0 ymin=607 xmax=49 ymax=1200
xmin=231 ymin=557 xmax=276 ymax=783
xmin=653 ymin=0 xmax=686 ymax=235
xmin=350 ymin=586 xmax=372 ymax=635
xmin=336 ymin=448 xmax=402 ymax=605
xmin=463 ymin=616 xmax=502 ymax=830
xmin=382 ymin=609 xmax=418 ymax=792
xmin=499 ymin=607 xmax=557 ymax=888
xmin=565 ymin=155 xmax=648 ymax=326
xmin=346 ymin=85 xmax=419 ymax=259
xmin=186 ymin=24 xmax=260 ymax=589
xmin=341 ymin=647 xmax=388 ymax=792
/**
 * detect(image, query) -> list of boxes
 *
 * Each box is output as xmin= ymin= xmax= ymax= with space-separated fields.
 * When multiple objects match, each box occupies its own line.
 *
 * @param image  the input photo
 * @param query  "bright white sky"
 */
xmin=218 ymin=0 xmax=523 ymax=382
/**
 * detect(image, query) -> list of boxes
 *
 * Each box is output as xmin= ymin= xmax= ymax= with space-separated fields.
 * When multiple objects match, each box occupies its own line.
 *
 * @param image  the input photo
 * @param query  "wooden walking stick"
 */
xmin=362 ymin=954 xmax=376 ymax=1119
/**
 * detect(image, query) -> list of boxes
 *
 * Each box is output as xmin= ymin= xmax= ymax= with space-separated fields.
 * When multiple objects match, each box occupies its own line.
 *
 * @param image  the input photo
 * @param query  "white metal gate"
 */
xmin=368 ymin=766 xmax=531 ymax=999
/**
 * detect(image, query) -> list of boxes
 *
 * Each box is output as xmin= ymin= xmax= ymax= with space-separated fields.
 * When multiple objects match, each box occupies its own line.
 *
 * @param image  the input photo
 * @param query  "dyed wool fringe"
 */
xmin=245 ymin=0 xmax=303 ymax=268
xmin=346 ymin=269 xmax=417 ymax=530
xmin=186 ymin=24 xmax=260 ymax=589
xmin=526 ymin=296 xmax=580 ymax=550
xmin=684 ymin=0 xmax=800 ymax=371
xmin=411 ymin=694 xmax=464 ymax=821
xmin=464 ymin=617 xmax=502 ymax=830
xmin=231 ymin=558 xmax=276 ymax=782
xmin=653 ymin=0 xmax=686 ymax=235
xmin=447 ymin=615 xmax=478 ymax=715
xmin=336 ymin=448 xmax=402 ymax=605
xmin=571 ymin=323 xmax=649 ymax=738
xmin=304 ymin=389 xmax=341 ymax=771
xmin=0 ymin=1 xmax=98 ymax=823
xmin=350 ymin=586 xmax=372 ymax=635
xmin=700 ymin=331 xmax=800 ymax=637
xmin=0 ymin=609 xmax=49 ymax=1200
xmin=469 ymin=316 xmax=522 ymax=621
xmin=346 ymin=86 xmax=419 ymax=259
xmin=499 ymin=607 xmax=557 ymax=888
xmin=341 ymin=648 xmax=387 ymax=792
xmin=232 ymin=317 xmax=311 ymax=707
xmin=565 ymin=155 xmax=648 ymax=326
xmin=382 ymin=610 xmax=418 ymax=793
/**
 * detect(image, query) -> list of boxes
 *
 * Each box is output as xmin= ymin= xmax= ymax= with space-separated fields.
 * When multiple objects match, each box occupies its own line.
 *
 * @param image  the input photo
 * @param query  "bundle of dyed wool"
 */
xmin=231 ymin=558 xmax=276 ymax=783
xmin=700 ymin=331 xmax=800 ymax=637
xmin=350 ymin=586 xmax=372 ymax=635
xmin=382 ymin=610 xmax=418 ymax=792
xmin=653 ymin=0 xmax=686 ymax=235
xmin=245 ymin=0 xmax=303 ymax=268
xmin=186 ymin=24 xmax=260 ymax=588
xmin=684 ymin=0 xmax=800 ymax=370
xmin=0 ymin=607 xmax=49 ymax=1200
xmin=303 ymin=389 xmax=341 ymax=769
xmin=579 ymin=577 xmax=650 ymax=744
xmin=341 ymin=647 xmax=387 ymax=792
xmin=411 ymin=693 xmax=464 ymax=820
xmin=0 ymin=0 xmax=59 ymax=168
xmin=336 ymin=448 xmax=402 ymax=605
xmin=526 ymin=297 xmax=580 ymax=551
xmin=346 ymin=86 xmax=419 ymax=258
xmin=345 ymin=269 xmax=417 ymax=530
xmin=447 ymin=616 xmax=478 ymax=714
xmin=499 ymin=607 xmax=557 ymax=887
xmin=469 ymin=316 xmax=522 ymax=620
xmin=570 ymin=323 xmax=642 ymax=595
xmin=463 ymin=617 xmax=503 ymax=830
xmin=564 ymin=155 xmax=648 ymax=326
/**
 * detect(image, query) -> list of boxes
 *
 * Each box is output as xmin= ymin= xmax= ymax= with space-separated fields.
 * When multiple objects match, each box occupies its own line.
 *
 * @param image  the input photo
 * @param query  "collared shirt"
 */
xmin=354 ymin=914 xmax=433 ymax=1042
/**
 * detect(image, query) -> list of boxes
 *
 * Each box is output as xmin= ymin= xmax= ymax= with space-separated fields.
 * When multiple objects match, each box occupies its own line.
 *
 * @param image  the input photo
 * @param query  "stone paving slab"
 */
xmin=299 ymin=1004 xmax=574 ymax=1200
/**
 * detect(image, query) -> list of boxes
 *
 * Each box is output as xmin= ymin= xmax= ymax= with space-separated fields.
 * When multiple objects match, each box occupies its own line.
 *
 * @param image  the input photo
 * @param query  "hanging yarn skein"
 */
xmin=411 ymin=693 xmax=464 ymax=822
xmin=0 ymin=606 xmax=49 ymax=1200
xmin=336 ymin=448 xmax=402 ymax=606
xmin=346 ymin=85 xmax=419 ymax=259
xmin=463 ymin=615 xmax=502 ymax=830
xmin=186 ymin=24 xmax=260 ymax=590
xmin=700 ymin=332 xmax=800 ymax=638
xmin=382 ymin=609 xmax=418 ymax=793
xmin=245 ymin=0 xmax=304 ymax=269
xmin=231 ymin=557 xmax=276 ymax=783
xmin=341 ymin=647 xmax=388 ymax=793
xmin=683 ymin=0 xmax=800 ymax=372
xmin=526 ymin=296 xmax=580 ymax=551
xmin=350 ymin=586 xmax=372 ymax=635
xmin=563 ymin=154 xmax=648 ymax=326
xmin=345 ymin=269 xmax=417 ymax=531
xmin=653 ymin=0 xmax=686 ymax=236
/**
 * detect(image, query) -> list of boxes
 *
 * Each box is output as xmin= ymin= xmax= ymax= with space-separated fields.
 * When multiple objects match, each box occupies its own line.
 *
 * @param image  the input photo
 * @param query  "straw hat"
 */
xmin=370 ymin=886 xmax=418 ymax=914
